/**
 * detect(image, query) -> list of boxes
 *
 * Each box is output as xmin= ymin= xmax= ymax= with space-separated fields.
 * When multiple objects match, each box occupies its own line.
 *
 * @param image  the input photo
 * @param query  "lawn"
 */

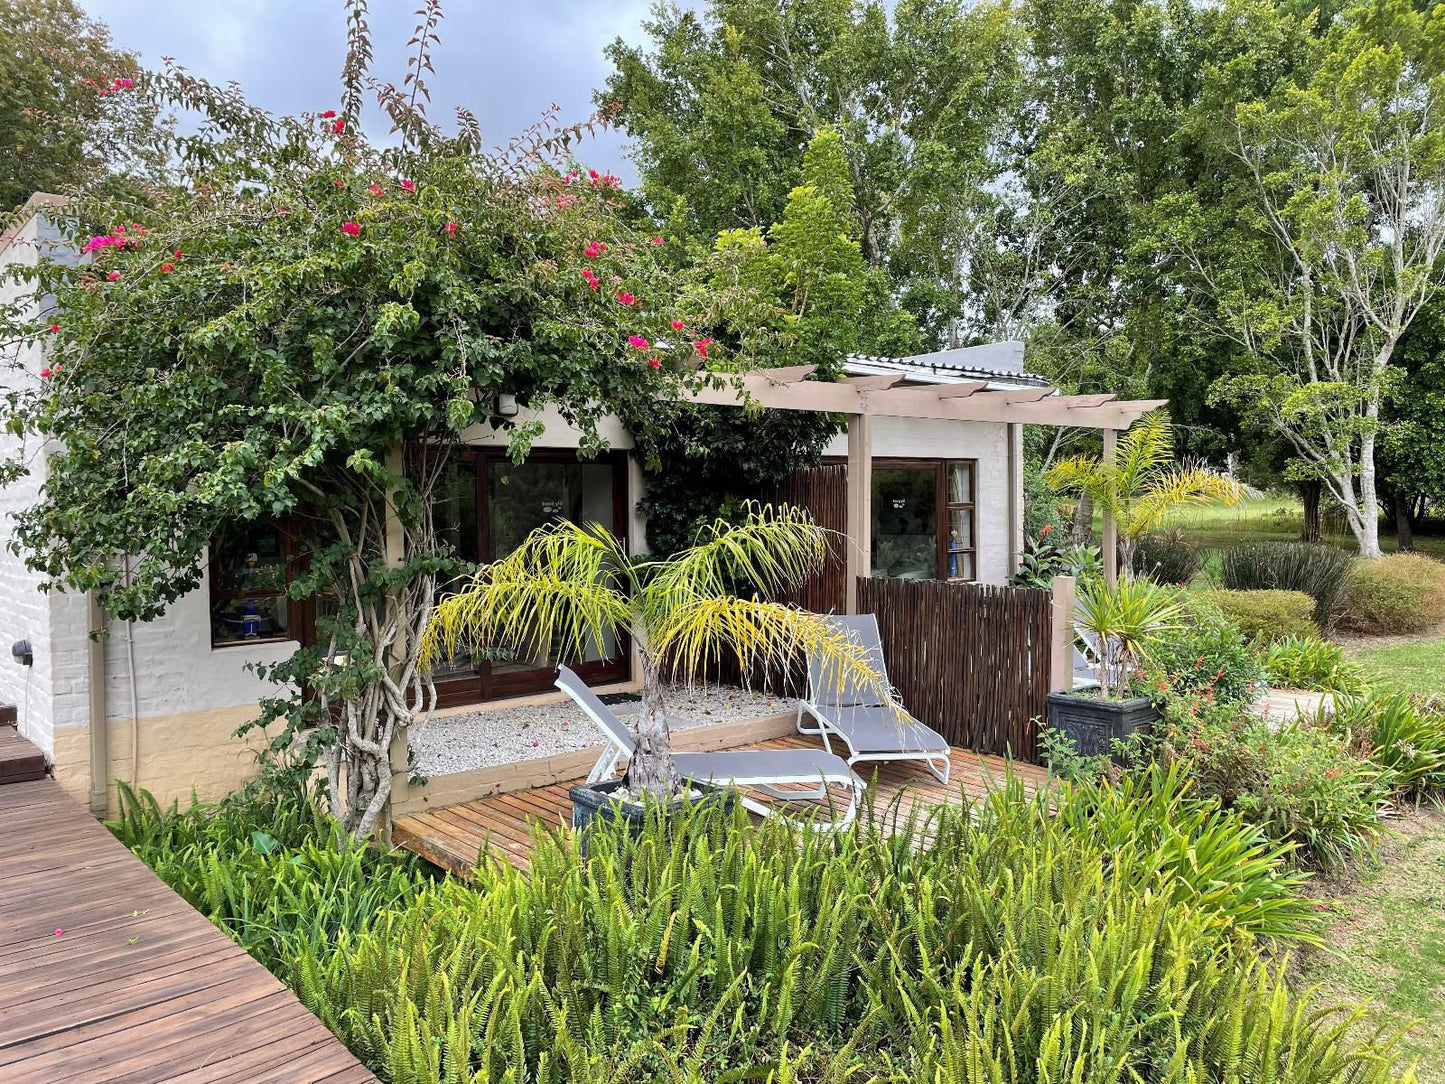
xmin=1350 ymin=637 xmax=1445 ymax=696
xmin=1160 ymin=495 xmax=1445 ymax=561
xmin=1294 ymin=810 xmax=1445 ymax=1079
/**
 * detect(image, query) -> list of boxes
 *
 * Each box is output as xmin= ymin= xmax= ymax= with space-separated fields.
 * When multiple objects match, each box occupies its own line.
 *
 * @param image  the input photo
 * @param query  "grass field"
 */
xmin=1159 ymin=495 xmax=1445 ymax=561
xmin=1294 ymin=811 xmax=1445 ymax=1079
xmin=1350 ymin=639 xmax=1445 ymax=696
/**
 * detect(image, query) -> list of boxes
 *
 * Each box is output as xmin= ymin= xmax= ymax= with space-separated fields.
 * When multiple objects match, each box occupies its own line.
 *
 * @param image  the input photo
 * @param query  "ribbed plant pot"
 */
xmin=569 ymin=778 xmax=734 ymax=848
xmin=1045 ymin=691 xmax=1159 ymax=763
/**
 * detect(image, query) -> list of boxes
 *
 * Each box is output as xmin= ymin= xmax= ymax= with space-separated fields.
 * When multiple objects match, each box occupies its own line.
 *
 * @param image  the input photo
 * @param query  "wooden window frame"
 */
xmin=208 ymin=519 xmax=314 ymax=650
xmin=865 ymin=457 xmax=979 ymax=585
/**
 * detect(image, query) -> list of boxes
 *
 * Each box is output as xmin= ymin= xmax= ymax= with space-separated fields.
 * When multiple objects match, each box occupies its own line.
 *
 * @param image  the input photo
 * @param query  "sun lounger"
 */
xmin=796 ymin=614 xmax=953 ymax=785
xmin=555 ymin=665 xmax=863 ymax=828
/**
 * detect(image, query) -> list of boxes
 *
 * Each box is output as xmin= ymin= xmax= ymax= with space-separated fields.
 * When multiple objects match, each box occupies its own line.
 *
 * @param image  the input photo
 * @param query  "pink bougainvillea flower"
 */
xmin=82 ymin=236 xmax=109 ymax=253
xmin=670 ymin=319 xmax=686 ymax=331
xmin=106 ymin=270 xmax=121 ymax=281
xmin=693 ymin=338 xmax=713 ymax=358
xmin=331 ymin=119 xmax=346 ymax=134
xmin=160 ymin=262 xmax=175 ymax=273
xmin=332 ymin=179 xmax=346 ymax=188
xmin=648 ymin=357 xmax=662 ymax=370
xmin=444 ymin=221 xmax=459 ymax=235
xmin=399 ymin=179 xmax=416 ymax=193
xmin=173 ymin=249 xmax=183 ymax=259
xmin=583 ymin=241 xmax=606 ymax=258
xmin=581 ymin=268 xmax=599 ymax=289
xmin=367 ymin=183 xmax=385 ymax=197
xmin=615 ymin=291 xmax=636 ymax=306
xmin=320 ymin=109 xmax=337 ymax=119
xmin=627 ymin=335 xmax=649 ymax=350
xmin=47 ymin=323 xmax=60 ymax=332
xmin=341 ymin=221 xmax=361 ymax=236
xmin=588 ymin=169 xmax=600 ymax=183
xmin=113 ymin=77 xmax=132 ymax=90
xmin=39 ymin=367 xmax=51 ymax=379
xmin=652 ymin=235 xmax=664 ymax=245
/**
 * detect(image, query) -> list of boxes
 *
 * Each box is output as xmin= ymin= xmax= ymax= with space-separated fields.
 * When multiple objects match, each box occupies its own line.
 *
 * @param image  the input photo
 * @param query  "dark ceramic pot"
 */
xmin=568 ymin=778 xmax=735 ymax=847
xmin=1045 ymin=691 xmax=1159 ymax=763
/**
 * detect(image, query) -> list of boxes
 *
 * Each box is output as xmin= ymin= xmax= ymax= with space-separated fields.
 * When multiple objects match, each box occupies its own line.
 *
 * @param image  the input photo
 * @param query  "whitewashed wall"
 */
xmin=820 ymin=416 xmax=1016 ymax=585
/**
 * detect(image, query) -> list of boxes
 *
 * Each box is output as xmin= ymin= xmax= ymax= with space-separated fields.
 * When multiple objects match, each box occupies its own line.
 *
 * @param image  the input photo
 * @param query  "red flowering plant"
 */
xmin=0 ymin=3 xmax=764 ymax=840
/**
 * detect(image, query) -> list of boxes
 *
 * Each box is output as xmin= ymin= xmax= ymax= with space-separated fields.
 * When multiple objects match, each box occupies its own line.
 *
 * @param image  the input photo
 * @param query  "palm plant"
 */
xmin=421 ymin=504 xmax=886 ymax=799
xmin=1047 ymin=412 xmax=1246 ymax=579
xmin=1075 ymin=577 xmax=1185 ymax=698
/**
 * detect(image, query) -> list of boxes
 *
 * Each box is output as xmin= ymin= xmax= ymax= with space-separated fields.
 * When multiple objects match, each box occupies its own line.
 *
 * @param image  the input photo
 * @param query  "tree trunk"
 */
xmin=626 ymin=653 xmax=677 ymax=800
xmin=1396 ymin=496 xmax=1416 ymax=552
xmin=1356 ymin=387 xmax=1384 ymax=559
xmin=1071 ymin=492 xmax=1095 ymax=544
xmin=1300 ymin=481 xmax=1321 ymax=542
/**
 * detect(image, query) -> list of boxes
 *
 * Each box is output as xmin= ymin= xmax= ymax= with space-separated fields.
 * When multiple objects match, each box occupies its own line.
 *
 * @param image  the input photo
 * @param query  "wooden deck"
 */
xmin=0 ymin=778 xmax=376 ymax=1084
xmin=394 ymin=733 xmax=1050 ymax=877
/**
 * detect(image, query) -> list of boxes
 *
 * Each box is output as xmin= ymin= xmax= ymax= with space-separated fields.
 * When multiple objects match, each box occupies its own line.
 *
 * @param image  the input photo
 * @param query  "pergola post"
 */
xmin=1101 ymin=427 xmax=1118 ymax=587
xmin=1007 ymin=422 xmax=1024 ymax=575
xmin=844 ymin=414 xmax=873 ymax=614
xmin=1049 ymin=575 xmax=1077 ymax=693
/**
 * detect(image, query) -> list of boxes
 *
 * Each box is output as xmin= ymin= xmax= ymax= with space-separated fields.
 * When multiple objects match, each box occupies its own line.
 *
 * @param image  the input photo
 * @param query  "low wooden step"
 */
xmin=0 ymin=726 xmax=46 ymax=784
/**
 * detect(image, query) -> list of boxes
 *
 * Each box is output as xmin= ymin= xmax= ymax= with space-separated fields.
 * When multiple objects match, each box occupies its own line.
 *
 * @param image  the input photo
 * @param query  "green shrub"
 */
xmin=109 ymin=782 xmax=430 ymax=970
xmin=1264 ymin=635 xmax=1367 ymax=693
xmin=1167 ymin=710 xmax=1387 ymax=872
xmin=1213 ymin=588 xmax=1320 ymax=642
xmin=1130 ymin=532 xmax=1203 ymax=585
xmin=115 ymin=773 xmax=1415 ymax=1084
xmin=1321 ymin=691 xmax=1445 ymax=800
xmin=1334 ymin=553 xmax=1445 ymax=634
xmin=1220 ymin=541 xmax=1356 ymax=625
xmin=1145 ymin=593 xmax=1265 ymax=704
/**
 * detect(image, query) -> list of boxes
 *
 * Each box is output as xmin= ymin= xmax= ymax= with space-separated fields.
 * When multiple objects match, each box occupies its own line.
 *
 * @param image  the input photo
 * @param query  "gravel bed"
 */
xmin=410 ymin=683 xmax=791 ymax=777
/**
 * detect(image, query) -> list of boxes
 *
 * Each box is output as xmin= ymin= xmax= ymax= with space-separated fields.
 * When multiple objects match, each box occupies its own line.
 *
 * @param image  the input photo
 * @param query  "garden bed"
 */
xmin=408 ymin=682 xmax=789 ymax=776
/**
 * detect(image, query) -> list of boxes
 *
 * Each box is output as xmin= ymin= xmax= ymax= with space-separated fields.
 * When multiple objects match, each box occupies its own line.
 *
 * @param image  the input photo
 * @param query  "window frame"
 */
xmin=207 ymin=519 xmax=312 ymax=650
xmin=865 ymin=457 xmax=980 ymax=585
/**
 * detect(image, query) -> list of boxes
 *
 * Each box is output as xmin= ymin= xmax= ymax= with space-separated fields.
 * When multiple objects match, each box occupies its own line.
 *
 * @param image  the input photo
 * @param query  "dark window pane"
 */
xmin=871 ymin=468 xmax=937 ymax=580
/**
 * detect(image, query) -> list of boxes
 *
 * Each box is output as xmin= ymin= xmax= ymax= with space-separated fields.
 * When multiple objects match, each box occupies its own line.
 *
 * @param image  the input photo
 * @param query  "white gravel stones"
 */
xmin=409 ymin=683 xmax=790 ymax=776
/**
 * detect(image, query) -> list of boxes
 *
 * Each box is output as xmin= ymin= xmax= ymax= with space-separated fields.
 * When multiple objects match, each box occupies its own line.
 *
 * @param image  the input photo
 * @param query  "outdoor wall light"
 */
xmin=496 ymin=392 xmax=519 ymax=417
xmin=11 ymin=639 xmax=33 ymax=667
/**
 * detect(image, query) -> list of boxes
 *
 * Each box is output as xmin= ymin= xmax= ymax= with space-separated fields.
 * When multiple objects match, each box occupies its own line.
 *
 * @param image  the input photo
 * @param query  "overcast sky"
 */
xmin=80 ymin=1 xmax=695 ymax=182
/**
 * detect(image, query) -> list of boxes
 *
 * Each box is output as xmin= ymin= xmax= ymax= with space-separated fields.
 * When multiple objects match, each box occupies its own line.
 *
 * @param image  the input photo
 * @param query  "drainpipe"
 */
xmin=87 ymin=591 xmax=108 ymax=818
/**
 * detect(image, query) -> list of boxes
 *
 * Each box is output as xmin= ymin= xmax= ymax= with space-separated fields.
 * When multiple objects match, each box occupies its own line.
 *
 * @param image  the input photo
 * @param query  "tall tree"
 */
xmin=0 ymin=0 xmax=165 ymax=210
xmin=1181 ymin=0 xmax=1445 ymax=557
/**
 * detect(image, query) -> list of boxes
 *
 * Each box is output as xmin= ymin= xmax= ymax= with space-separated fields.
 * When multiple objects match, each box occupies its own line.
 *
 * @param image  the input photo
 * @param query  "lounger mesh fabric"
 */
xmin=807 ymin=614 xmax=890 ymax=707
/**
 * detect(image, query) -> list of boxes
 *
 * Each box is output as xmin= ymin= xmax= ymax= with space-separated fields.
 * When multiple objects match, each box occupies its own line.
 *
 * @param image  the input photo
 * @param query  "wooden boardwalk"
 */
xmin=394 ymin=733 xmax=1050 ymax=877
xmin=0 ymin=725 xmax=46 ymax=783
xmin=0 ymin=777 xmax=376 ymax=1084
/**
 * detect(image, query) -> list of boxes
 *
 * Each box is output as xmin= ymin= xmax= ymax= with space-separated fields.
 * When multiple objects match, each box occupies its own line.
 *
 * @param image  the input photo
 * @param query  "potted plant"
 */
xmin=420 ymin=504 xmax=884 ymax=831
xmin=1045 ymin=577 xmax=1183 ymax=759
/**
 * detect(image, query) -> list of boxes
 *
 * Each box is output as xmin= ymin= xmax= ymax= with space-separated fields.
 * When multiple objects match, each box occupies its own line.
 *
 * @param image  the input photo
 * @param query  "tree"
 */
xmin=0 ymin=4 xmax=772 ymax=838
xmin=1046 ymin=412 xmax=1246 ymax=577
xmin=1179 ymin=0 xmax=1445 ymax=558
xmin=422 ymin=508 xmax=882 ymax=798
xmin=1379 ymin=301 xmax=1445 ymax=549
xmin=601 ymin=0 xmax=1021 ymax=344
xmin=631 ymin=126 xmax=918 ymax=553
xmin=0 ymin=0 xmax=166 ymax=210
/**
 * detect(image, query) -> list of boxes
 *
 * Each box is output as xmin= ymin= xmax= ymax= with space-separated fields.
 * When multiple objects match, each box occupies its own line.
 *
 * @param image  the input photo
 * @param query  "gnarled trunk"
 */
xmin=1396 ymin=497 xmax=1416 ymax=552
xmin=1300 ymin=481 xmax=1321 ymax=542
xmin=626 ymin=653 xmax=677 ymax=799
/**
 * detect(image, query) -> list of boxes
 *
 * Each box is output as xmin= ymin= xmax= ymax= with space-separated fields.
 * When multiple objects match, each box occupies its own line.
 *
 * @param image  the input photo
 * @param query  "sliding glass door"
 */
xmin=432 ymin=448 xmax=629 ymax=705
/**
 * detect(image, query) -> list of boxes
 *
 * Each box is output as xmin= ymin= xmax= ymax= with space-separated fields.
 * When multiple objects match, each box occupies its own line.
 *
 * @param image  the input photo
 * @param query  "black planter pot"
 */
xmin=569 ymin=777 xmax=734 ymax=847
xmin=1045 ymin=691 xmax=1159 ymax=763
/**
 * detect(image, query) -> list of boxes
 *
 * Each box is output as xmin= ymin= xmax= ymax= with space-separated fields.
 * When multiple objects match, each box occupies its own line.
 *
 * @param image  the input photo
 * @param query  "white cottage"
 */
xmin=0 ymin=195 xmax=1155 ymax=814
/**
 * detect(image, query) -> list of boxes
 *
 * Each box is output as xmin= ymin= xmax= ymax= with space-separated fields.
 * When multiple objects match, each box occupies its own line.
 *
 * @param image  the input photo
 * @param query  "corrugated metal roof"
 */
xmin=844 ymin=353 xmax=1053 ymax=390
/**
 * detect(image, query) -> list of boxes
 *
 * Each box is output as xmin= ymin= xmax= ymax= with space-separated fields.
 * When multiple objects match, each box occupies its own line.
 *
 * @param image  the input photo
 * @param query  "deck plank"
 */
xmin=395 ymin=732 xmax=1047 ymax=879
xmin=0 ymin=778 xmax=375 ymax=1084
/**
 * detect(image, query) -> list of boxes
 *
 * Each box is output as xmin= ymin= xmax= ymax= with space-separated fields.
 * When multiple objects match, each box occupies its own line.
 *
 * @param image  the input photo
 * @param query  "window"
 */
xmin=869 ymin=459 xmax=977 ymax=583
xmin=208 ymin=521 xmax=303 ymax=647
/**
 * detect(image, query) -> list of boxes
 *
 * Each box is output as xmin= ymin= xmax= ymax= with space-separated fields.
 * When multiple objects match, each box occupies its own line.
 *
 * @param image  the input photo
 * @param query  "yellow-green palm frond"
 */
xmin=639 ymin=502 xmax=831 ymax=626
xmin=1112 ymin=410 xmax=1174 ymax=499
xmin=1128 ymin=468 xmax=1246 ymax=536
xmin=651 ymin=596 xmax=891 ymax=706
xmin=420 ymin=519 xmax=632 ymax=671
xmin=1045 ymin=455 xmax=1124 ymax=519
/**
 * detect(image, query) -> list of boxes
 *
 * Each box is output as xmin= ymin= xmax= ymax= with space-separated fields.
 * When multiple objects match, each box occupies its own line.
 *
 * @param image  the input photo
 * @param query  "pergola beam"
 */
xmin=681 ymin=373 xmax=1165 ymax=431
xmin=841 ymin=373 xmax=906 ymax=390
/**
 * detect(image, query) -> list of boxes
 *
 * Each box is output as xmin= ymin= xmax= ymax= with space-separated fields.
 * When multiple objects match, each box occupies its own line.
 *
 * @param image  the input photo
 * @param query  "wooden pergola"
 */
xmin=677 ymin=345 xmax=1166 ymax=607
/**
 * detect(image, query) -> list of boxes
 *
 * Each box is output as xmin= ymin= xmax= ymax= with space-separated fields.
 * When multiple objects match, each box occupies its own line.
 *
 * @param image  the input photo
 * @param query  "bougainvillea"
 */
xmin=0 ymin=1 xmax=772 ymax=838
